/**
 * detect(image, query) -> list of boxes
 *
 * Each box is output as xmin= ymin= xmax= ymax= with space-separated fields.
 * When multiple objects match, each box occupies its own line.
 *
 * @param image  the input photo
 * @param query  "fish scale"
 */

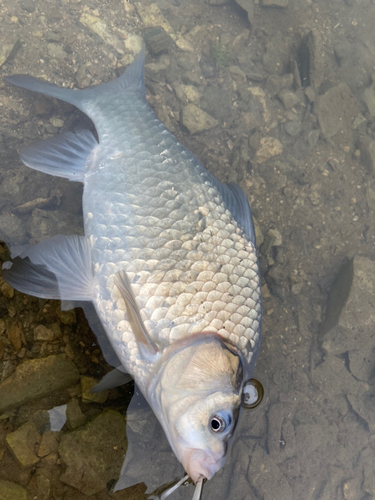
xmin=3 ymin=47 xmax=262 ymax=488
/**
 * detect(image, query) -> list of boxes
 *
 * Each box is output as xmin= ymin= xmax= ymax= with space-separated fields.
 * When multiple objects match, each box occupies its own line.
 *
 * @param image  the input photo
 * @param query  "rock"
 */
xmin=46 ymin=43 xmax=66 ymax=60
xmin=0 ymin=214 xmax=27 ymax=246
xmin=358 ymin=135 xmax=375 ymax=174
xmin=59 ymin=410 xmax=127 ymax=495
xmin=135 ymin=3 xmax=175 ymax=39
xmin=261 ymin=0 xmax=288 ymax=5
xmin=209 ymin=0 xmax=228 ymax=4
xmin=0 ymin=355 xmax=80 ymax=412
xmin=284 ymin=121 xmax=301 ymax=136
xmin=366 ymin=186 xmax=375 ymax=211
xmin=0 ymin=38 xmax=21 ymax=68
xmin=255 ymin=137 xmax=283 ymax=163
xmin=79 ymin=12 xmax=125 ymax=54
xmin=322 ymin=256 xmax=375 ymax=348
xmin=20 ymin=0 xmax=35 ymax=12
xmin=144 ymin=27 xmax=173 ymax=55
xmin=49 ymin=117 xmax=64 ymax=128
xmin=234 ymin=0 xmax=254 ymax=23
xmin=0 ymin=479 xmax=27 ymax=500
xmin=38 ymin=431 xmax=59 ymax=457
xmin=7 ymin=322 xmax=22 ymax=351
xmin=362 ymin=85 xmax=375 ymax=116
xmin=315 ymin=83 xmax=359 ymax=150
xmin=65 ymin=398 xmax=88 ymax=429
xmin=173 ymin=83 xmax=201 ymax=104
xmin=6 ymin=421 xmax=41 ymax=467
xmin=81 ymin=376 xmax=108 ymax=404
xmin=181 ymin=104 xmax=218 ymax=134
xmin=278 ymin=89 xmax=301 ymax=109
xmin=266 ymin=73 xmax=294 ymax=96
xmin=33 ymin=324 xmax=61 ymax=342
xmin=1 ymin=279 xmax=14 ymax=298
xmin=201 ymin=86 xmax=232 ymax=120
xmin=308 ymin=129 xmax=320 ymax=148
xmin=249 ymin=444 xmax=294 ymax=499
xmin=30 ymin=208 xmax=83 ymax=242
xmin=124 ymin=34 xmax=144 ymax=55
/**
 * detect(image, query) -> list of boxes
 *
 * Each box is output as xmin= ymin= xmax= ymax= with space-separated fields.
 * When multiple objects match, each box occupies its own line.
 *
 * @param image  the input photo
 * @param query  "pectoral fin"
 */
xmin=115 ymin=270 xmax=158 ymax=356
xmin=90 ymin=368 xmax=133 ymax=393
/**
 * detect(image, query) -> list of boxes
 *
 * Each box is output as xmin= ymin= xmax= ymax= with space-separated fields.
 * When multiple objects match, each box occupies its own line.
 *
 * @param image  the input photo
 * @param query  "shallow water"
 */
xmin=0 ymin=0 xmax=375 ymax=499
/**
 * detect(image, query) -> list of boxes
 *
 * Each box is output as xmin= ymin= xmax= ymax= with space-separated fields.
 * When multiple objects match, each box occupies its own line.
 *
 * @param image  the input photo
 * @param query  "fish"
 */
xmin=2 ymin=47 xmax=262 ymax=495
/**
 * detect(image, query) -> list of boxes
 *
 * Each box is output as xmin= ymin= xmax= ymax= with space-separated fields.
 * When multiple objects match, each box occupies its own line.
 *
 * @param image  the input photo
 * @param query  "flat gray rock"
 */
xmin=58 ymin=410 xmax=127 ymax=495
xmin=0 ymin=355 xmax=80 ymax=413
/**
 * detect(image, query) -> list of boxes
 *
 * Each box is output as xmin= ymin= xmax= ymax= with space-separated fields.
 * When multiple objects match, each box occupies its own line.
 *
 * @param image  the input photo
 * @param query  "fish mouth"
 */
xmin=182 ymin=448 xmax=226 ymax=483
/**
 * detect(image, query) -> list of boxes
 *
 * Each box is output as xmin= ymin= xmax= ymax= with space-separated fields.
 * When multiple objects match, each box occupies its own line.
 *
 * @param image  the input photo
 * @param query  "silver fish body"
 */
xmin=3 ymin=48 xmax=262 ymax=485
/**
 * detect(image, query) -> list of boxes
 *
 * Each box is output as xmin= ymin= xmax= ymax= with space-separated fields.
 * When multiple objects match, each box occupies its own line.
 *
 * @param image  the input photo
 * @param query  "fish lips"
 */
xmin=182 ymin=448 xmax=226 ymax=483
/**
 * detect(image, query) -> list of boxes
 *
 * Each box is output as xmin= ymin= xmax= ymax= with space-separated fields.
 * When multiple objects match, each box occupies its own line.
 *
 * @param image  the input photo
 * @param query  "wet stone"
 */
xmin=358 ymin=135 xmax=375 ymax=174
xmin=65 ymin=398 xmax=88 ymax=429
xmin=0 ymin=355 xmax=80 ymax=412
xmin=255 ymin=137 xmax=283 ymax=163
xmin=33 ymin=324 xmax=61 ymax=342
xmin=47 ymin=43 xmax=66 ymax=60
xmin=362 ymin=84 xmax=375 ymax=117
xmin=79 ymin=12 xmax=124 ymax=54
xmin=0 ymin=214 xmax=27 ymax=247
xmin=81 ymin=376 xmax=108 ymax=404
xmin=30 ymin=208 xmax=83 ymax=242
xmin=6 ymin=421 xmax=41 ymax=467
xmin=234 ymin=0 xmax=254 ymax=23
xmin=308 ymin=129 xmax=320 ymax=148
xmin=37 ymin=431 xmax=59 ymax=457
xmin=0 ymin=479 xmax=27 ymax=500
xmin=284 ymin=121 xmax=301 ymax=136
xmin=56 ymin=308 xmax=76 ymax=325
xmin=182 ymin=104 xmax=218 ymax=134
xmin=278 ymin=88 xmax=301 ymax=109
xmin=20 ymin=0 xmax=35 ymax=12
xmin=58 ymin=410 xmax=127 ymax=495
xmin=315 ymin=83 xmax=359 ymax=146
xmin=0 ymin=38 xmax=21 ymax=68
xmin=201 ymin=86 xmax=232 ymax=120
xmin=144 ymin=27 xmax=173 ymax=55
xmin=261 ymin=0 xmax=288 ymax=5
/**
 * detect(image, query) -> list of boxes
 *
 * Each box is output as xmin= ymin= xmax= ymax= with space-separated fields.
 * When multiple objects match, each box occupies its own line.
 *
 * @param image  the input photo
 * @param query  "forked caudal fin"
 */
xmin=5 ymin=46 xmax=145 ymax=114
xmin=5 ymin=47 xmax=146 ymax=181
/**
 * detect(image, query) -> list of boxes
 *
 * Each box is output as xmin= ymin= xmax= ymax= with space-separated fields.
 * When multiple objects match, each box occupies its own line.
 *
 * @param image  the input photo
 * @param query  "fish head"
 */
xmin=147 ymin=335 xmax=243 ymax=483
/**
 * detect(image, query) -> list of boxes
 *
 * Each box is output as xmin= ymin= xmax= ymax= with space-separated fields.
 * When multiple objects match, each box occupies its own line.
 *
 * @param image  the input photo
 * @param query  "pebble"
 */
xmin=182 ymin=104 xmax=218 ymax=134
xmin=278 ymin=88 xmax=301 ymax=109
xmin=255 ymin=137 xmax=283 ymax=163
xmin=284 ymin=121 xmax=302 ymax=136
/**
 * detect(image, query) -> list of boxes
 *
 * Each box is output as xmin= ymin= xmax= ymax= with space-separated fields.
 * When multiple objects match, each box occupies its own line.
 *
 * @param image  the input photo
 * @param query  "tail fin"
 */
xmin=5 ymin=46 xmax=145 ymax=115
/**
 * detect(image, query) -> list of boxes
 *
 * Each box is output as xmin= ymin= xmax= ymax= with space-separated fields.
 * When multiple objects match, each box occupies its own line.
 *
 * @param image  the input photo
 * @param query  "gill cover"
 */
xmin=147 ymin=335 xmax=243 ymax=482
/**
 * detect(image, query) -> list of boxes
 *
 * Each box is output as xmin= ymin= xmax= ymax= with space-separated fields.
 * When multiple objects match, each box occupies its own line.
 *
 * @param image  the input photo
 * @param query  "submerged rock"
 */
xmin=182 ymin=104 xmax=218 ymax=134
xmin=59 ymin=410 xmax=127 ymax=495
xmin=6 ymin=421 xmax=41 ymax=467
xmin=0 ymin=355 xmax=80 ymax=412
xmin=0 ymin=479 xmax=27 ymax=500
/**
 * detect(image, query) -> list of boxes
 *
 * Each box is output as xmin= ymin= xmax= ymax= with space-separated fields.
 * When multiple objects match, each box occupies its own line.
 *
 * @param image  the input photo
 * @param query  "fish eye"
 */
xmin=210 ymin=413 xmax=232 ymax=433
